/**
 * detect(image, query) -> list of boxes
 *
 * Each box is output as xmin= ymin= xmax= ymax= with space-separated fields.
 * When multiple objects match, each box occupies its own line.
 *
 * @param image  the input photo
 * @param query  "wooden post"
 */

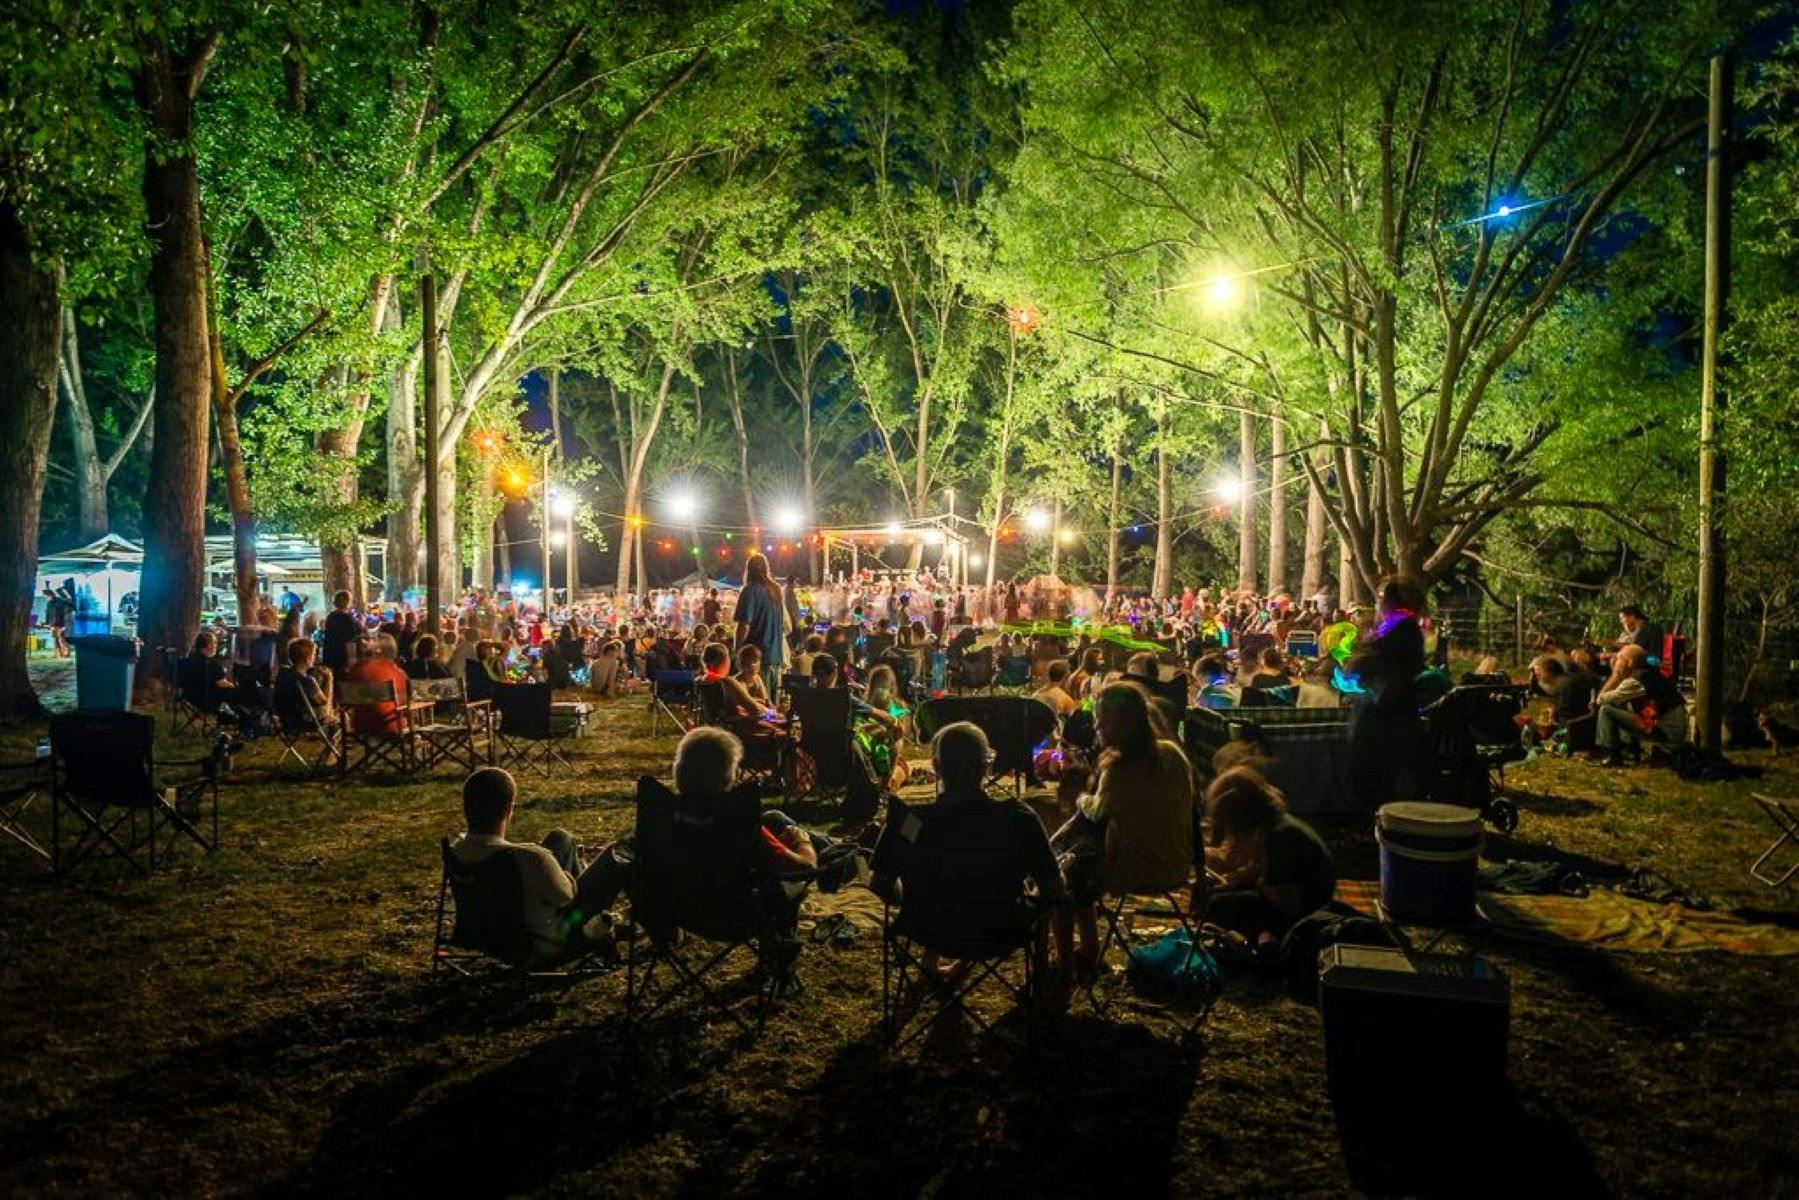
xmin=540 ymin=443 xmax=553 ymax=611
xmin=420 ymin=267 xmax=441 ymax=635
xmin=1695 ymin=52 xmax=1732 ymax=755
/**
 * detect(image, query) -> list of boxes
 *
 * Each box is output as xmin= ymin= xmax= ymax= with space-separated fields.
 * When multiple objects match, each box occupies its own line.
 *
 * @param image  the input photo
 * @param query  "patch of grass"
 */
xmin=1 ymin=664 xmax=1796 ymax=1195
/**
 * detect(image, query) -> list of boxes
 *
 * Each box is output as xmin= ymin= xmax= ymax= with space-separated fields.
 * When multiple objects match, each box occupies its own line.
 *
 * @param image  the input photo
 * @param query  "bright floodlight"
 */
xmin=884 ymin=520 xmax=903 ymax=537
xmin=665 ymin=491 xmax=700 ymax=522
xmin=968 ymin=551 xmax=985 ymax=569
xmin=1024 ymin=508 xmax=1052 ymax=535
xmin=1058 ymin=527 xmax=1078 ymax=545
xmin=549 ymin=531 xmax=567 ymax=548
xmin=550 ymin=493 xmax=575 ymax=519
xmin=923 ymin=530 xmax=946 ymax=546
xmin=774 ymin=505 xmax=805 ymax=535
xmin=1214 ymin=476 xmax=1245 ymax=504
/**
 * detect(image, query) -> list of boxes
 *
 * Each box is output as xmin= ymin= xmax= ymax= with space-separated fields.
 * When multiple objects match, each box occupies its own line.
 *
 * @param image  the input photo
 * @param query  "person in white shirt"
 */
xmin=448 ymin=767 xmax=613 ymax=961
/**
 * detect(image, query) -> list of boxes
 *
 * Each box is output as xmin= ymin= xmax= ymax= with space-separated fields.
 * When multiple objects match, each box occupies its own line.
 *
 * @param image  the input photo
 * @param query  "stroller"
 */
xmin=1421 ymin=684 xmax=1528 ymax=833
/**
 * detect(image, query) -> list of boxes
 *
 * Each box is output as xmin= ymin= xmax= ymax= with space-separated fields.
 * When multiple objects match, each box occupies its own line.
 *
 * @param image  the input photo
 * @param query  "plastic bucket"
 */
xmin=1377 ymin=802 xmax=1483 ymax=924
xmin=71 ymin=635 xmax=139 ymax=712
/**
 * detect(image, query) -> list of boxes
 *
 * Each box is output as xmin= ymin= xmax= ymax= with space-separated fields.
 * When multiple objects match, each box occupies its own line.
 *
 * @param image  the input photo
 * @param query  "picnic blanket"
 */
xmin=1333 ymin=878 xmax=1799 ymax=956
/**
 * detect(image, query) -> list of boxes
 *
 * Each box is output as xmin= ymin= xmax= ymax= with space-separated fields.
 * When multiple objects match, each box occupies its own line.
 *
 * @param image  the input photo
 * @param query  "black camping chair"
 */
xmin=167 ymin=650 xmax=217 ymax=735
xmin=875 ymin=798 xmax=1048 ymax=1056
xmin=624 ymin=777 xmax=814 ymax=1033
xmin=491 ymin=681 xmax=584 ymax=776
xmin=1423 ymin=684 xmax=1531 ymax=832
xmin=411 ymin=676 xmax=496 ymax=772
xmin=464 ymin=658 xmax=495 ymax=704
xmin=48 ymin=710 xmax=227 ymax=876
xmin=0 ymin=754 xmax=51 ymax=862
xmin=431 ymin=838 xmax=608 ymax=979
xmin=337 ymin=679 xmax=426 ymax=778
xmin=951 ymin=646 xmax=996 ymax=693
xmin=649 ymin=669 xmax=698 ymax=736
xmin=696 ymin=680 xmax=784 ymax=789
xmin=914 ymin=696 xmax=1058 ymax=795
xmin=787 ymin=685 xmax=855 ymax=800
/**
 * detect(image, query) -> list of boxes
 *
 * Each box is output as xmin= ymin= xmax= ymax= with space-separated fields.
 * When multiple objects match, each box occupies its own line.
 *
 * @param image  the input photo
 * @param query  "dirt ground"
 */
xmin=1 ymin=656 xmax=1796 ymax=1197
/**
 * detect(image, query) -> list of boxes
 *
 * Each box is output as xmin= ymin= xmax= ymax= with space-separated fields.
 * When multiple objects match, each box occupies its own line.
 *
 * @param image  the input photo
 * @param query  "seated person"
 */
xmin=792 ymin=633 xmax=825 ymax=680
xmin=1033 ymin=660 xmax=1080 ymax=717
xmin=1194 ymin=651 xmax=1241 ymax=710
xmin=736 ymin=644 xmax=770 ymax=706
xmin=406 ymin=634 xmax=452 ymax=680
xmin=182 ymin=629 xmax=240 ymax=713
xmin=1516 ymin=654 xmax=1593 ymax=746
xmin=1066 ymin=647 xmax=1105 ymax=701
xmin=341 ymin=634 xmax=411 ymax=734
xmin=448 ymin=766 xmax=617 ymax=964
xmin=273 ymin=637 xmax=336 ymax=730
xmin=1295 ymin=657 xmax=1342 ymax=708
xmin=699 ymin=642 xmax=780 ymax=749
xmin=870 ymin=722 xmax=1065 ymax=971
xmin=1202 ymin=765 xmax=1335 ymax=944
xmin=562 ymin=728 xmax=826 ymax=923
xmin=1051 ymin=682 xmax=1196 ymax=984
xmin=1246 ymin=646 xmax=1293 ymax=692
xmin=1593 ymin=643 xmax=1687 ymax=765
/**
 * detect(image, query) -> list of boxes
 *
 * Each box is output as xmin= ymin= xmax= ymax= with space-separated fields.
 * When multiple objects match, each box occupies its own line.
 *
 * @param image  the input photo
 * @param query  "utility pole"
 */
xmin=1695 ymin=51 xmax=1732 ymax=755
xmin=420 ymin=265 xmax=441 ymax=635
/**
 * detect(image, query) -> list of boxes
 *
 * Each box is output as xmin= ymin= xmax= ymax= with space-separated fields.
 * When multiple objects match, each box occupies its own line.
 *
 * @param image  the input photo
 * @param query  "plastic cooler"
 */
xmin=1376 ymin=801 xmax=1483 ymax=924
xmin=71 ymin=634 xmax=140 ymax=712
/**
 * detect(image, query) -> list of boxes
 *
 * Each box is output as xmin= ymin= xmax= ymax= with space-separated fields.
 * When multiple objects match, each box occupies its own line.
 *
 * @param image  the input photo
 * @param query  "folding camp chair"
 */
xmin=1284 ymin=631 xmax=1320 ymax=659
xmin=787 ymin=685 xmax=854 ymax=800
xmin=48 ymin=710 xmax=227 ymax=876
xmin=1424 ymin=684 xmax=1531 ymax=832
xmin=876 ymin=798 xmax=1047 ymax=1056
xmin=431 ymin=837 xmax=609 ymax=979
xmin=0 ymin=754 xmax=51 ymax=861
xmin=1089 ymin=883 xmax=1214 ymax=1038
xmin=951 ymin=647 xmax=996 ymax=693
xmin=273 ymin=684 xmax=344 ymax=775
xmin=696 ymin=680 xmax=784 ymax=790
xmin=411 ymin=676 xmax=496 ymax=772
xmin=165 ymin=648 xmax=217 ymax=736
xmin=337 ymin=679 xmax=425 ymax=778
xmin=1751 ymin=793 xmax=1799 ymax=888
xmin=492 ymin=681 xmax=585 ymax=776
xmin=650 ymin=669 xmax=698 ymax=736
xmin=914 ymin=696 xmax=1058 ymax=796
xmin=624 ymin=778 xmax=814 ymax=1033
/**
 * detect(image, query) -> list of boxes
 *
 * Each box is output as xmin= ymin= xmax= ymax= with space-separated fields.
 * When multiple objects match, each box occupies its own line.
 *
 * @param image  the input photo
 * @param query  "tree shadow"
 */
xmin=739 ymin=1011 xmax=1203 ymax=1195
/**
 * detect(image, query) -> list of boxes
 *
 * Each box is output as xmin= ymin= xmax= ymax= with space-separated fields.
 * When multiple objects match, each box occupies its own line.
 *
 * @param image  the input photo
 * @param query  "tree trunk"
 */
xmin=497 ymin=515 xmax=511 ymax=587
xmin=428 ymin=335 xmax=456 ymax=598
xmin=385 ymin=306 xmax=422 ymax=596
xmin=1237 ymin=410 xmax=1258 ymax=593
xmin=59 ymin=309 xmax=110 ymax=539
xmin=1106 ymin=433 xmax=1123 ymax=598
xmin=1267 ymin=412 xmax=1287 ymax=594
xmin=1152 ymin=405 xmax=1172 ymax=599
xmin=1302 ymin=418 xmax=1329 ymax=601
xmin=1049 ymin=495 xmax=1063 ymax=577
xmin=317 ymin=418 xmax=363 ymax=607
xmin=0 ymin=205 xmax=61 ymax=717
xmin=1338 ymin=537 xmax=1358 ymax=611
xmin=206 ymin=263 xmax=258 ymax=626
xmin=134 ymin=43 xmax=216 ymax=682
xmin=723 ymin=356 xmax=757 ymax=528
xmin=802 ymin=391 xmax=818 ymax=584
xmin=472 ymin=466 xmax=494 ymax=591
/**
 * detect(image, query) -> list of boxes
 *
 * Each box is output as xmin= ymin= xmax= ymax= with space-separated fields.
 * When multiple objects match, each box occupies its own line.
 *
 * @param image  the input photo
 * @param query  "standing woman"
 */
xmin=732 ymin=552 xmax=788 ymax=702
xmin=1344 ymin=576 xmax=1428 ymax=807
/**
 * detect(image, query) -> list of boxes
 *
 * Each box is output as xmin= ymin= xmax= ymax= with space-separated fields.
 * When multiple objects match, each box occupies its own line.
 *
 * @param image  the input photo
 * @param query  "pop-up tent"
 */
xmin=36 ymin=534 xmax=146 ymax=634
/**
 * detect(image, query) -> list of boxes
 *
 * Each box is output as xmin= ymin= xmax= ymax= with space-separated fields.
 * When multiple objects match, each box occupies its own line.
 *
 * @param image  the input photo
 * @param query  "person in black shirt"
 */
xmin=1203 ymin=766 xmax=1335 ymax=941
xmin=1247 ymin=645 xmax=1293 ymax=691
xmin=273 ymin=637 xmax=336 ymax=731
xmin=320 ymin=590 xmax=362 ymax=675
xmin=870 ymin=722 xmax=1064 ymax=976
xmin=405 ymin=634 xmax=451 ymax=680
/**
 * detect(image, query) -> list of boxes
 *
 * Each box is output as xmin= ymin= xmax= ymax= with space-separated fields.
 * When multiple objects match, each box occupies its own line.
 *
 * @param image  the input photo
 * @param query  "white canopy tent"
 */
xmin=817 ymin=516 xmax=969 ymax=585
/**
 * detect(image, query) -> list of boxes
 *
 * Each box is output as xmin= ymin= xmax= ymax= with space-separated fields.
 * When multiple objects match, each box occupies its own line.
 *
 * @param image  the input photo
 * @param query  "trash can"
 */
xmin=71 ymin=634 xmax=140 ymax=712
